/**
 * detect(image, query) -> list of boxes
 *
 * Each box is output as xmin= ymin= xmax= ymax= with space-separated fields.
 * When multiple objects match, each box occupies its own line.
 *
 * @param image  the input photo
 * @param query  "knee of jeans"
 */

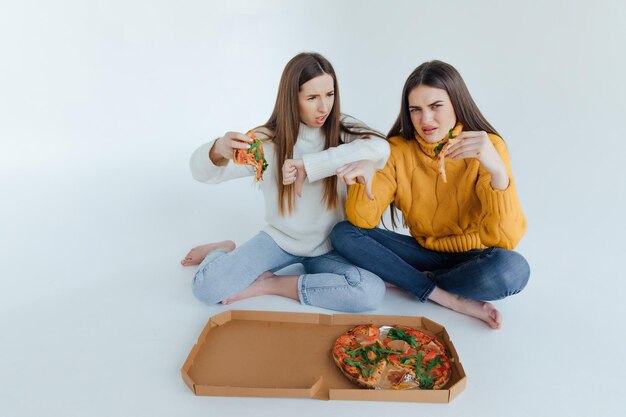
xmin=331 ymin=221 xmax=359 ymax=250
xmin=494 ymin=250 xmax=530 ymax=295
xmin=345 ymin=269 xmax=386 ymax=312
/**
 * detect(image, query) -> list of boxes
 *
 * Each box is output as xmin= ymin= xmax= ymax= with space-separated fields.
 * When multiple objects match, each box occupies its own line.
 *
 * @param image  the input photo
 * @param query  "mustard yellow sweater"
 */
xmin=346 ymin=126 xmax=527 ymax=252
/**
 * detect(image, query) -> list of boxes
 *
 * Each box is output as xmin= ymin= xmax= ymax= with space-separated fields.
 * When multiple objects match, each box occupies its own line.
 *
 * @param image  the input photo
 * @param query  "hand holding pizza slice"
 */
xmin=233 ymin=130 xmax=269 ymax=181
xmin=433 ymin=128 xmax=462 ymax=183
xmin=443 ymin=130 xmax=510 ymax=190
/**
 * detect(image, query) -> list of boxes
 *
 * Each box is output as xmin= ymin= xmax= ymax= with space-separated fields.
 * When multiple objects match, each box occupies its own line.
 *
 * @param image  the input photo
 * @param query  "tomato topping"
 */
xmin=423 ymin=349 xmax=438 ymax=362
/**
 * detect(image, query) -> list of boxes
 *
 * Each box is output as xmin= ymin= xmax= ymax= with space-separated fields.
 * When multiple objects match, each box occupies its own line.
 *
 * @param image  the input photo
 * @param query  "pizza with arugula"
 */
xmin=332 ymin=324 xmax=452 ymax=390
xmin=233 ymin=130 xmax=268 ymax=181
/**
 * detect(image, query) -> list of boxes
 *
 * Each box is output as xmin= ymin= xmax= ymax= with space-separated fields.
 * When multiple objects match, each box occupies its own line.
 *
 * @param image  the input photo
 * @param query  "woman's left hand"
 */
xmin=445 ymin=131 xmax=509 ymax=190
xmin=336 ymin=160 xmax=377 ymax=200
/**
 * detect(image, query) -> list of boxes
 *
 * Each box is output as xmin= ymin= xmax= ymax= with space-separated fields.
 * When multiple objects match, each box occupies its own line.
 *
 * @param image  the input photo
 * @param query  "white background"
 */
xmin=1 ymin=0 xmax=625 ymax=416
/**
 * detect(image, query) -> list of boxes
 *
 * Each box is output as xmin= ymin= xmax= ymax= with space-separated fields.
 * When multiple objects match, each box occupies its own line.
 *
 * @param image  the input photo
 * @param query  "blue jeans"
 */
xmin=331 ymin=221 xmax=530 ymax=302
xmin=192 ymin=231 xmax=385 ymax=312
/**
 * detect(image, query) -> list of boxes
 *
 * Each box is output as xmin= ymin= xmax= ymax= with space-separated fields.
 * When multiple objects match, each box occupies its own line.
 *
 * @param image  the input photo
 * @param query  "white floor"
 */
xmin=1 ymin=158 xmax=625 ymax=417
xmin=2 ymin=1 xmax=626 ymax=416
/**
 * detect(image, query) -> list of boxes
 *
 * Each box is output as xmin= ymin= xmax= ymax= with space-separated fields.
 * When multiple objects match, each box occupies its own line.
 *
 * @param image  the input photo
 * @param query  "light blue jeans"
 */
xmin=192 ymin=231 xmax=385 ymax=312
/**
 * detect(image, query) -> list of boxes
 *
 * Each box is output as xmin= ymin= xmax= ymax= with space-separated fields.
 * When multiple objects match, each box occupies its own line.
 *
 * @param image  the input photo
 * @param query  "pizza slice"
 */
xmin=340 ymin=352 xmax=388 ymax=389
xmin=433 ymin=128 xmax=462 ymax=183
xmin=412 ymin=339 xmax=451 ymax=389
xmin=332 ymin=326 xmax=388 ymax=388
xmin=382 ymin=326 xmax=452 ymax=390
xmin=233 ymin=130 xmax=268 ymax=181
xmin=378 ymin=363 xmax=415 ymax=390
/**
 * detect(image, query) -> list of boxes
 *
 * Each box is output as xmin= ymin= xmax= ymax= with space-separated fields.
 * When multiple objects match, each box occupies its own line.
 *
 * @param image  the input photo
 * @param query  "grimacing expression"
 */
xmin=408 ymin=84 xmax=457 ymax=143
xmin=298 ymin=73 xmax=335 ymax=128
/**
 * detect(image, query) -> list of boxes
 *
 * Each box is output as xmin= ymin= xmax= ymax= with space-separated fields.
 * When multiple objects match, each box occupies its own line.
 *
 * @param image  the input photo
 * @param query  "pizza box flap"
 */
xmin=182 ymin=310 xmax=466 ymax=403
xmin=228 ymin=309 xmax=323 ymax=324
xmin=329 ymin=313 xmax=424 ymax=327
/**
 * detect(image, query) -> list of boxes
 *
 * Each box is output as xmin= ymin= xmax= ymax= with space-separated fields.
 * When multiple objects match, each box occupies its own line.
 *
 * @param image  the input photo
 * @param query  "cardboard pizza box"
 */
xmin=181 ymin=310 xmax=466 ymax=403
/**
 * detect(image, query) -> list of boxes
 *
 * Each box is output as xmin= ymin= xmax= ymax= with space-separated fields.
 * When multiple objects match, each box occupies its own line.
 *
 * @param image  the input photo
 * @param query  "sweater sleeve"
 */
xmin=476 ymin=135 xmax=527 ymax=249
xmin=189 ymin=139 xmax=255 ymax=184
xmin=301 ymin=115 xmax=390 ymax=182
xmin=345 ymin=151 xmax=398 ymax=229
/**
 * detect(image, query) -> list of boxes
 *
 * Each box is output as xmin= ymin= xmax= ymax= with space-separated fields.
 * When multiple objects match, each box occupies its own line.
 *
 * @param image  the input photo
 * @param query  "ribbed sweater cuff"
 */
xmin=422 ymin=234 xmax=485 ymax=253
xmin=302 ymin=151 xmax=335 ymax=183
xmin=480 ymin=181 xmax=517 ymax=216
xmin=203 ymin=140 xmax=228 ymax=167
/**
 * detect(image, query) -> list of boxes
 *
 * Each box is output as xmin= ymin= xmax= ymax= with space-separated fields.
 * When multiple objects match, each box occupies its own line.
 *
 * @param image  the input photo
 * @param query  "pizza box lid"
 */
xmin=181 ymin=310 xmax=466 ymax=403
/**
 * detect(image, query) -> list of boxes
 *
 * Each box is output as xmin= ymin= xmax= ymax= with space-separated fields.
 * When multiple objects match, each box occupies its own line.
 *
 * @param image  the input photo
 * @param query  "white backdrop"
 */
xmin=1 ymin=1 xmax=625 ymax=416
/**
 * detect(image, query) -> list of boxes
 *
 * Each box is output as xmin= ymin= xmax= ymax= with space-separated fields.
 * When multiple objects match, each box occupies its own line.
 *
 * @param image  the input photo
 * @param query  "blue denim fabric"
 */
xmin=331 ymin=221 xmax=530 ymax=302
xmin=192 ymin=231 xmax=385 ymax=312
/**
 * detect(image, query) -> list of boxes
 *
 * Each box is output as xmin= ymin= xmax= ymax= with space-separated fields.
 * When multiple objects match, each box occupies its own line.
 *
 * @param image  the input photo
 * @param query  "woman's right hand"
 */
xmin=210 ymin=131 xmax=253 ymax=163
xmin=282 ymin=159 xmax=307 ymax=197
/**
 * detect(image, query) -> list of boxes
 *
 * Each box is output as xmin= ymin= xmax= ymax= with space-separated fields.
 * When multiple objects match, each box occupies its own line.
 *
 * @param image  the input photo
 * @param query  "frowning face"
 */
xmin=408 ymin=84 xmax=456 ymax=143
xmin=298 ymin=73 xmax=335 ymax=128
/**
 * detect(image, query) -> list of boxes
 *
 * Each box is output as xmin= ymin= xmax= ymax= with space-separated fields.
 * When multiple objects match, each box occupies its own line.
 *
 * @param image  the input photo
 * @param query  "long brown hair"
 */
xmin=386 ymin=60 xmax=499 ymax=228
xmin=261 ymin=52 xmax=383 ymax=215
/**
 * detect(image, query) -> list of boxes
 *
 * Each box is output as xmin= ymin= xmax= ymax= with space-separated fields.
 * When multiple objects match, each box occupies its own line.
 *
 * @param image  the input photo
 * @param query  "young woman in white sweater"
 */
xmin=181 ymin=52 xmax=390 ymax=312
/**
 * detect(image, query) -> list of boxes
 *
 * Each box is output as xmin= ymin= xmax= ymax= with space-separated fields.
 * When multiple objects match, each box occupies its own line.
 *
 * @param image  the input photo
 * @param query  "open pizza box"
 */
xmin=181 ymin=310 xmax=466 ymax=403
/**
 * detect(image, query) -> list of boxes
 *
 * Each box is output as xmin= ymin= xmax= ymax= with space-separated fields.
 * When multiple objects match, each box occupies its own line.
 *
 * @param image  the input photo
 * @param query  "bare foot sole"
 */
xmin=449 ymin=297 xmax=502 ymax=329
xmin=221 ymin=271 xmax=275 ymax=304
xmin=180 ymin=240 xmax=236 ymax=266
xmin=429 ymin=287 xmax=502 ymax=329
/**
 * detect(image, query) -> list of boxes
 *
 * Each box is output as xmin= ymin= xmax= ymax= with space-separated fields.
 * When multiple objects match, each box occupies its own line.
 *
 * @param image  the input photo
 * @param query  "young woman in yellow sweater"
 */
xmin=331 ymin=60 xmax=529 ymax=329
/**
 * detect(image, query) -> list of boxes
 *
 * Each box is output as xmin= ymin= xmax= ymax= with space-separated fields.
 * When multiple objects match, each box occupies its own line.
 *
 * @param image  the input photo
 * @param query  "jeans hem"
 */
xmin=418 ymin=281 xmax=436 ymax=303
xmin=297 ymin=274 xmax=308 ymax=305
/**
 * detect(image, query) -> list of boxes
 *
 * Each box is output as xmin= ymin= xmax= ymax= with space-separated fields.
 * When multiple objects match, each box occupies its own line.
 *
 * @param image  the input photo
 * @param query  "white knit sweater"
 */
xmin=189 ymin=116 xmax=390 ymax=256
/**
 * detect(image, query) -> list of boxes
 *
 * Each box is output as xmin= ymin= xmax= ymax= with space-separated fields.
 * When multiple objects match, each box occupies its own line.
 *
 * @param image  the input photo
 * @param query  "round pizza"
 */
xmin=332 ymin=325 xmax=452 ymax=390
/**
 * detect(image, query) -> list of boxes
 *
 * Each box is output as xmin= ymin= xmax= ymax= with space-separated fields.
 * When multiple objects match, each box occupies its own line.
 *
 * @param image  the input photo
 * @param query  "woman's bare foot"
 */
xmin=221 ymin=271 xmax=276 ymax=304
xmin=180 ymin=240 xmax=236 ymax=266
xmin=221 ymin=272 xmax=299 ymax=305
xmin=428 ymin=287 xmax=502 ymax=329
xmin=448 ymin=297 xmax=502 ymax=329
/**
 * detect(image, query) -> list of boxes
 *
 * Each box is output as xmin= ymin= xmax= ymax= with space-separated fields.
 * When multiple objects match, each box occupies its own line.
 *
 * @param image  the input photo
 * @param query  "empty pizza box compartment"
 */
xmin=181 ymin=310 xmax=466 ymax=403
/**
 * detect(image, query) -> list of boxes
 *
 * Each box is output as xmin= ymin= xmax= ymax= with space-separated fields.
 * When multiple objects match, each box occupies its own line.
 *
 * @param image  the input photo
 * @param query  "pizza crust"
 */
xmin=438 ymin=138 xmax=461 ymax=183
